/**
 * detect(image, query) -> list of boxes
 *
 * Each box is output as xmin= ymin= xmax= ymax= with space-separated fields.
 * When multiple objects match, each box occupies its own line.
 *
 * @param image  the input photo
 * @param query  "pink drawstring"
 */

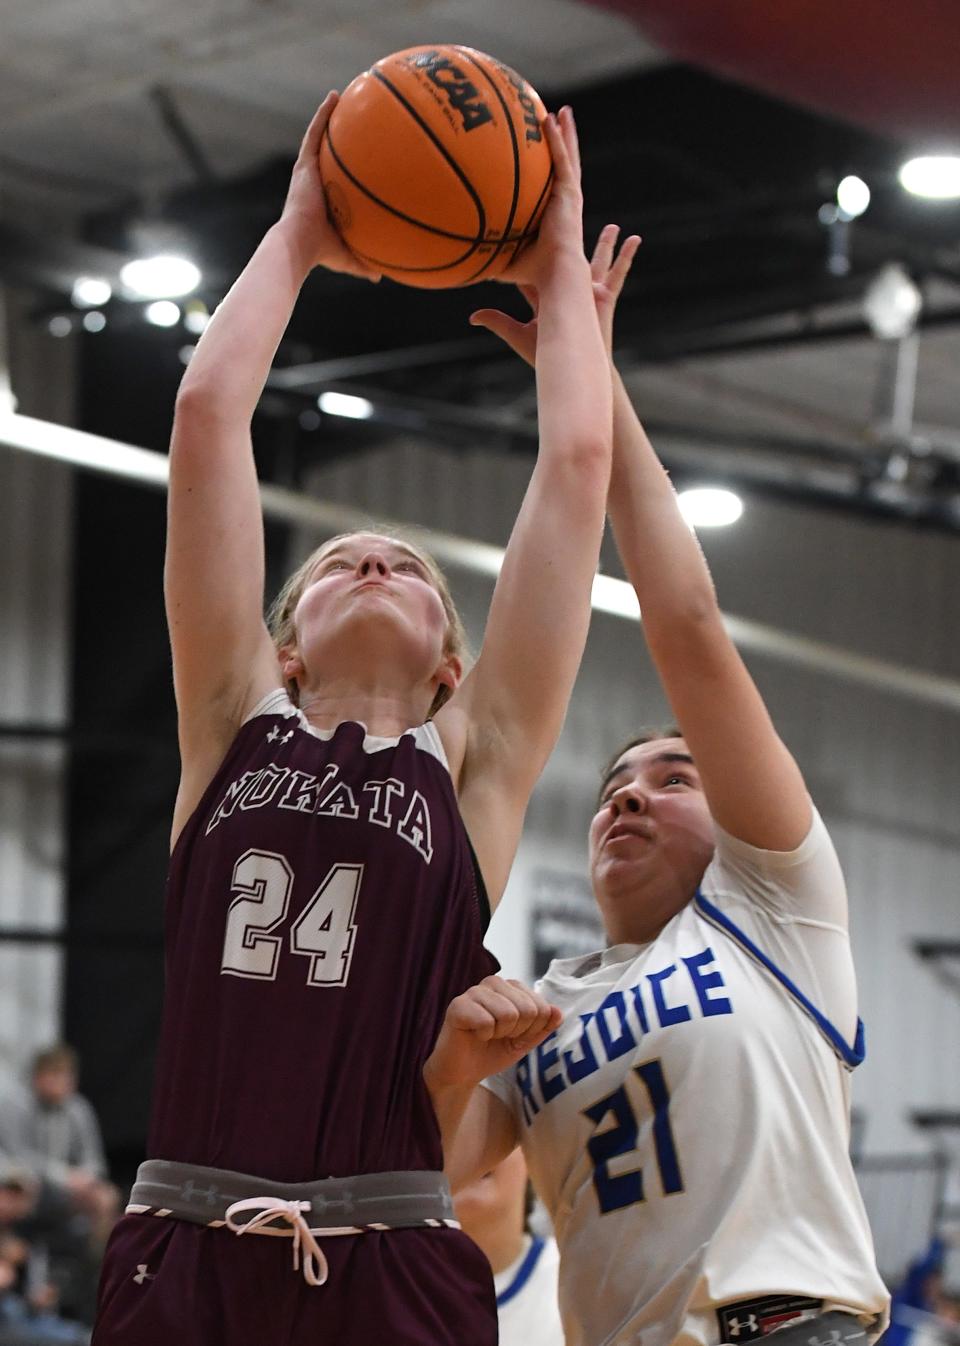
xmin=224 ymin=1197 xmax=329 ymax=1286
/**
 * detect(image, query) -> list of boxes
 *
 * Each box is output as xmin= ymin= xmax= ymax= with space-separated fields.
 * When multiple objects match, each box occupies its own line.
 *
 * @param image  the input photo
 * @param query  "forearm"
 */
xmin=535 ymin=249 xmax=613 ymax=457
xmin=423 ymin=1065 xmax=517 ymax=1191
xmin=608 ymin=365 xmax=719 ymax=631
xmin=177 ymin=217 xmax=316 ymax=425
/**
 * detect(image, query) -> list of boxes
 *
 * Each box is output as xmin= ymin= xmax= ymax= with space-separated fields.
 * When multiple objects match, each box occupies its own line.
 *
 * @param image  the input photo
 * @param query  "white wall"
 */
xmin=0 ymin=291 xmax=75 ymax=1094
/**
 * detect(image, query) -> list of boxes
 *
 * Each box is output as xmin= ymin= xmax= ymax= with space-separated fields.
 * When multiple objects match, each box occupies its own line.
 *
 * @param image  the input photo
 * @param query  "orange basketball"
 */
xmin=319 ymin=46 xmax=554 ymax=288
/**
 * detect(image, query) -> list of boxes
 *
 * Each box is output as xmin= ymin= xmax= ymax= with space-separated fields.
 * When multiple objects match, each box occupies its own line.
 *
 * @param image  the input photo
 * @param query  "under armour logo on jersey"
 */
xmin=133 ymin=1264 xmax=155 ymax=1284
xmin=728 ymin=1317 xmax=758 ymax=1337
xmin=266 ymin=725 xmax=294 ymax=745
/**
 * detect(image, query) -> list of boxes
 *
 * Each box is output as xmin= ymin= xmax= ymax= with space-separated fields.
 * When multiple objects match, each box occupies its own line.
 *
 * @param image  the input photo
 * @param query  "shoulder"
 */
xmin=703 ymin=805 xmax=848 ymax=927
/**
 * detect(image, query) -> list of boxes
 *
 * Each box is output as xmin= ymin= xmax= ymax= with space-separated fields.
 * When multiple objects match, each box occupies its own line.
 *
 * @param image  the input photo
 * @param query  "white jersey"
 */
xmin=483 ymin=810 xmax=889 ymax=1346
xmin=495 ymin=1234 xmax=564 ymax=1346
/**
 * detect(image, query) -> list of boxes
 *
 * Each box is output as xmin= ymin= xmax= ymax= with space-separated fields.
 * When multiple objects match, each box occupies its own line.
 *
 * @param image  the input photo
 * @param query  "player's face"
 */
xmin=589 ymin=739 xmax=715 ymax=938
xmin=292 ymin=533 xmax=453 ymax=684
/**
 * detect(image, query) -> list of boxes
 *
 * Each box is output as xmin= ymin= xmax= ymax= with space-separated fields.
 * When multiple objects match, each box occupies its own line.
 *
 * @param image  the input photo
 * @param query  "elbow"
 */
xmin=558 ymin=433 xmax=612 ymax=482
xmin=173 ymin=374 xmax=233 ymax=431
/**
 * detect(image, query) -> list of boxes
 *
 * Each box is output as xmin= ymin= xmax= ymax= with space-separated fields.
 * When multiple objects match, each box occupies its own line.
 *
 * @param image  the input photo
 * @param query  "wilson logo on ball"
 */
xmin=407 ymin=51 xmax=494 ymax=132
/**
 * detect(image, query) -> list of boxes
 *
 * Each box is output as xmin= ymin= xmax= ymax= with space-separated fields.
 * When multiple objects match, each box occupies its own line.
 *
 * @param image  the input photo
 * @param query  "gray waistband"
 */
xmin=128 ymin=1159 xmax=455 ymax=1230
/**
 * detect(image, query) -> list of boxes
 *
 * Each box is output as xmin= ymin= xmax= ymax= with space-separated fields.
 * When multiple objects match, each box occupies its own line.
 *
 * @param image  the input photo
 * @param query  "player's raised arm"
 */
xmin=435 ymin=108 xmax=614 ymax=903
xmin=165 ymin=95 xmax=379 ymax=836
xmin=593 ymin=237 xmax=809 ymax=852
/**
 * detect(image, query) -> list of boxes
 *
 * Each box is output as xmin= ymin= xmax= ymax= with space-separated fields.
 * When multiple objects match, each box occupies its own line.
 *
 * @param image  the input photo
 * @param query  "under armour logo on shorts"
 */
xmin=133 ymin=1264 xmax=156 ymax=1284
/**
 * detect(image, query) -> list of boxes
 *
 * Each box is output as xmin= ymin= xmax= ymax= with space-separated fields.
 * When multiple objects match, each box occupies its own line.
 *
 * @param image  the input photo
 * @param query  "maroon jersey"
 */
xmin=149 ymin=689 xmax=495 ymax=1181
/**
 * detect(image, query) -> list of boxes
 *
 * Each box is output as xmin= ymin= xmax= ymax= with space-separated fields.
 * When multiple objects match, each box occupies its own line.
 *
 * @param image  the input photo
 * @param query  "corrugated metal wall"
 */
xmin=301 ymin=432 xmax=960 ymax=1157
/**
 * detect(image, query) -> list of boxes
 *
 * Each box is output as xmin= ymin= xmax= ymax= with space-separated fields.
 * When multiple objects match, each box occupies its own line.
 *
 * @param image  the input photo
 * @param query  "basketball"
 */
xmin=319 ymin=46 xmax=554 ymax=288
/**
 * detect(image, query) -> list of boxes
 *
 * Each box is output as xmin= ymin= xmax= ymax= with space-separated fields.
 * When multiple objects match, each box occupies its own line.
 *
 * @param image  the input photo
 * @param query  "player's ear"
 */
xmin=436 ymin=651 xmax=463 ymax=696
xmin=278 ymin=644 xmax=305 ymax=684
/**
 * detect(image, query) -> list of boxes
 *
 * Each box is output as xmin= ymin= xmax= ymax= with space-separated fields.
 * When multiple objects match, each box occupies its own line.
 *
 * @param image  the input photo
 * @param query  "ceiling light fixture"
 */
xmin=676 ymin=487 xmax=743 ymax=528
xmin=317 ymin=391 xmax=374 ymax=420
xmin=898 ymin=155 xmax=960 ymax=200
xmin=72 ymin=277 xmax=113 ymax=308
xmin=836 ymin=175 xmax=870 ymax=220
xmin=120 ymin=255 xmax=201 ymax=300
xmin=145 ymin=300 xmax=182 ymax=328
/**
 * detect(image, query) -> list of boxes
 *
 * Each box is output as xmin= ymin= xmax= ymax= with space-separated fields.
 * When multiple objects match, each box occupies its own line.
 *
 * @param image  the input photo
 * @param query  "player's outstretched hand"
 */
xmin=496 ymin=105 xmax=584 ymax=288
xmin=281 ymin=93 xmax=382 ymax=282
xmin=424 ymin=976 xmax=562 ymax=1091
xmin=470 ymin=223 xmax=641 ymax=365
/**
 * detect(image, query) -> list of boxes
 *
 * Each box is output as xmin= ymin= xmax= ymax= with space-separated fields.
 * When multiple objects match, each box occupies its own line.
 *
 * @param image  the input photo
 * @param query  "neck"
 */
xmin=296 ymin=685 xmax=435 ymax=737
xmin=600 ymin=876 xmax=696 ymax=947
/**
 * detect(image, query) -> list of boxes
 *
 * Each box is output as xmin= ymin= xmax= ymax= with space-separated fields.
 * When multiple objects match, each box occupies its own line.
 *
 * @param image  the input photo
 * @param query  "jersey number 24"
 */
xmin=220 ymin=848 xmax=362 ymax=987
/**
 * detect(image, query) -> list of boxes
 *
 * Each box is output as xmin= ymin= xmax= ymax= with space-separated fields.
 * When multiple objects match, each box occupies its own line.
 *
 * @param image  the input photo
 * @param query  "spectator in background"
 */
xmin=0 ymin=1166 xmax=90 ymax=1343
xmin=454 ymin=1149 xmax=563 ymax=1346
xmin=884 ymin=1237 xmax=960 ymax=1346
xmin=0 ymin=1048 xmax=118 ymax=1325
xmin=0 ymin=1046 xmax=117 ymax=1246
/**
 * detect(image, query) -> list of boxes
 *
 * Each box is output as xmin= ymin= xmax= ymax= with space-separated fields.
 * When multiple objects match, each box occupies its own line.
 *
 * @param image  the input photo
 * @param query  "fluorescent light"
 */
xmin=82 ymin=311 xmax=107 ymax=333
xmin=677 ymin=487 xmax=743 ymax=528
xmin=72 ymin=277 xmax=112 ymax=307
xmin=120 ymin=255 xmax=201 ymax=299
xmin=145 ymin=300 xmax=181 ymax=328
xmin=898 ymin=155 xmax=960 ymax=200
xmin=837 ymin=175 xmax=870 ymax=219
xmin=318 ymin=391 xmax=374 ymax=420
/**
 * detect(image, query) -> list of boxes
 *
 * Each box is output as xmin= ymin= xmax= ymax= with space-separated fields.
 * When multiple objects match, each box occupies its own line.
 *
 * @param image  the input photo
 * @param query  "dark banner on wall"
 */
xmin=529 ymin=868 xmax=603 ymax=979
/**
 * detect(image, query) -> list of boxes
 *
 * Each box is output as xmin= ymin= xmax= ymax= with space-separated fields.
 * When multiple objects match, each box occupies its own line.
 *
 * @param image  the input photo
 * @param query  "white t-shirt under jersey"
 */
xmin=483 ymin=809 xmax=889 ymax=1346
xmin=495 ymin=1234 xmax=564 ymax=1346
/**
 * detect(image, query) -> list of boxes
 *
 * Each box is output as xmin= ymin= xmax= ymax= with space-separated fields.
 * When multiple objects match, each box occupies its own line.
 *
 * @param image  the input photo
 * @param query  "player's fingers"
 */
xmin=466 ymin=984 xmax=525 ymax=1041
xmin=301 ymin=91 xmax=338 ymax=159
xmin=606 ymin=233 xmax=642 ymax=296
xmin=591 ymin=224 xmax=619 ymax=279
xmin=447 ymin=990 xmax=499 ymax=1038
xmin=502 ymin=979 xmax=553 ymax=1038
xmin=558 ymin=105 xmax=582 ymax=181
xmin=514 ymin=1004 xmax=563 ymax=1053
xmin=469 ymin=309 xmax=535 ymax=364
xmin=542 ymin=113 xmax=573 ymax=188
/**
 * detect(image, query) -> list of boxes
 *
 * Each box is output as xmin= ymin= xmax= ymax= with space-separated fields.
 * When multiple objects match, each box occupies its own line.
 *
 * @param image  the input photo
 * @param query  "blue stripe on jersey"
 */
xmin=497 ymin=1235 xmax=546 ymax=1307
xmin=694 ymin=891 xmax=865 ymax=1069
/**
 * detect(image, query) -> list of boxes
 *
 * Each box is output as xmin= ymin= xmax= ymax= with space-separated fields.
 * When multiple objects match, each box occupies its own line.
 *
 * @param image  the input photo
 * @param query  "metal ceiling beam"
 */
xmin=4 ymin=409 xmax=960 ymax=713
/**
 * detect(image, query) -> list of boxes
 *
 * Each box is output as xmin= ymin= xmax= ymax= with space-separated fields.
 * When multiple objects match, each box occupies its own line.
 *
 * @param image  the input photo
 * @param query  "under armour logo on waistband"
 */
xmin=181 ymin=1179 xmax=219 ymax=1205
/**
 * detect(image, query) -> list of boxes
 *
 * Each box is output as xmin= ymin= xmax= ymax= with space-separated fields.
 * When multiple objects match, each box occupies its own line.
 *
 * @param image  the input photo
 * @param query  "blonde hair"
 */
xmin=267 ymin=528 xmax=470 ymax=718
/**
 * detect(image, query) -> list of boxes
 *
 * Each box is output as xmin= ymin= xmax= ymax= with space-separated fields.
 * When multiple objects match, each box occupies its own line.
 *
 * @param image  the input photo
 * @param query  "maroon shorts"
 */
xmin=93 ymin=1213 xmax=497 ymax=1346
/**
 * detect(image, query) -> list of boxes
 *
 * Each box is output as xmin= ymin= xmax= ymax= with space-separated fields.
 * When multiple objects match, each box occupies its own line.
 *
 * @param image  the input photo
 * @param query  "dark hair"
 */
xmin=32 ymin=1044 xmax=78 ymax=1076
xmin=597 ymin=726 xmax=684 ymax=807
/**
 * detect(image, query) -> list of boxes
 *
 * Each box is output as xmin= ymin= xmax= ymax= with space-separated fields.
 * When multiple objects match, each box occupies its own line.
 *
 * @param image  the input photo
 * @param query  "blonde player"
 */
xmin=92 ymin=102 xmax=621 ymax=1346
xmin=424 ymin=231 xmax=891 ymax=1346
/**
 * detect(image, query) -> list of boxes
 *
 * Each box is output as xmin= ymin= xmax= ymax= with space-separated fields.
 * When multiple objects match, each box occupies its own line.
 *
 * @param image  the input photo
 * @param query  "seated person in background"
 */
xmin=0 ymin=1048 xmax=118 ymax=1324
xmin=0 ymin=1046 xmax=118 ymax=1244
xmin=0 ymin=1165 xmax=90 ymax=1342
xmin=454 ymin=1148 xmax=563 ymax=1346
